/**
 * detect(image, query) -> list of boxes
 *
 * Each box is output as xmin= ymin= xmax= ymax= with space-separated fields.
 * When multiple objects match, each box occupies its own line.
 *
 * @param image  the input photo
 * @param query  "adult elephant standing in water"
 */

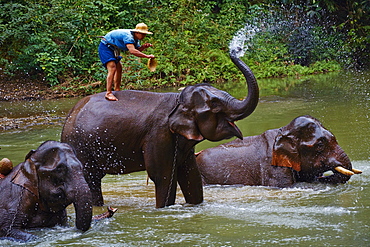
xmin=61 ymin=48 xmax=259 ymax=208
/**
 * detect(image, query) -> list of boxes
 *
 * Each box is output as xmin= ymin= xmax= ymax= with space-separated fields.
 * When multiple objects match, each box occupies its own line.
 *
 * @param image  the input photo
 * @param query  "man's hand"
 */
xmin=141 ymin=43 xmax=153 ymax=49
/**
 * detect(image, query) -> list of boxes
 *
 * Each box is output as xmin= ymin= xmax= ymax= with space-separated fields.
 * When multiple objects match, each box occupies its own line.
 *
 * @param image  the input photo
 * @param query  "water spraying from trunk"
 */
xmin=229 ymin=24 xmax=259 ymax=58
xmin=226 ymin=25 xmax=260 ymax=121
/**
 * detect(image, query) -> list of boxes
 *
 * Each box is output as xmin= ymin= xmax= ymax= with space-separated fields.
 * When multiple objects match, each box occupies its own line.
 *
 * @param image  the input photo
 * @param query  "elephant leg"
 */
xmin=177 ymin=155 xmax=203 ymax=205
xmin=1 ymin=212 xmax=36 ymax=242
xmin=84 ymin=168 xmax=105 ymax=206
xmin=146 ymin=161 xmax=178 ymax=208
xmin=155 ymin=174 xmax=178 ymax=208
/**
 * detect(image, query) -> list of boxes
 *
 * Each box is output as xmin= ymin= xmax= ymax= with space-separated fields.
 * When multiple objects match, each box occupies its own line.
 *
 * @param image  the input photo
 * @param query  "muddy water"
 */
xmin=0 ymin=71 xmax=369 ymax=246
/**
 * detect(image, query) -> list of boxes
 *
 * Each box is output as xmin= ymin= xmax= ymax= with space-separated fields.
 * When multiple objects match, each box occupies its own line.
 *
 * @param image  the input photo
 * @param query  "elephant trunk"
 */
xmin=71 ymin=181 xmax=92 ymax=231
xmin=228 ymin=48 xmax=259 ymax=121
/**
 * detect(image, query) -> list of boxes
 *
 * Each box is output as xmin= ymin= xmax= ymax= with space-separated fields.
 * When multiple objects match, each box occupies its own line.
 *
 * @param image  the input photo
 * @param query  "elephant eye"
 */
xmin=210 ymin=99 xmax=222 ymax=113
xmin=52 ymin=163 xmax=68 ymax=179
xmin=210 ymin=99 xmax=219 ymax=107
xmin=316 ymin=138 xmax=327 ymax=153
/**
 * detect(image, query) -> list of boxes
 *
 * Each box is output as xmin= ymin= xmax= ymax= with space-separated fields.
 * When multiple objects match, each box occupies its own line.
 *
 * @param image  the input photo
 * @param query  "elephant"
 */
xmin=61 ymin=47 xmax=259 ymax=208
xmin=0 ymin=141 xmax=92 ymax=242
xmin=196 ymin=115 xmax=362 ymax=187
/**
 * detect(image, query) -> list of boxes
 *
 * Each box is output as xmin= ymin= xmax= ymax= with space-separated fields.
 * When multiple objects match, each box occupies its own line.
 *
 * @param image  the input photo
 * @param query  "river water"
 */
xmin=0 ymin=71 xmax=369 ymax=246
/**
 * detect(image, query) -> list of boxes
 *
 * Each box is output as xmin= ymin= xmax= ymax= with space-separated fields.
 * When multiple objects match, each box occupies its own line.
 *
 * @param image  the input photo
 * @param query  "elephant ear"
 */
xmin=11 ymin=158 xmax=39 ymax=198
xmin=168 ymin=89 xmax=204 ymax=141
xmin=168 ymin=106 xmax=204 ymax=141
xmin=272 ymin=134 xmax=302 ymax=171
xmin=25 ymin=149 xmax=36 ymax=160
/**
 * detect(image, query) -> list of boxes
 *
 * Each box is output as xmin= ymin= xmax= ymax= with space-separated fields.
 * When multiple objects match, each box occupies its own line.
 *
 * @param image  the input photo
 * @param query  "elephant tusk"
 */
xmin=194 ymin=150 xmax=203 ymax=157
xmin=352 ymin=168 xmax=362 ymax=174
xmin=334 ymin=166 xmax=354 ymax=176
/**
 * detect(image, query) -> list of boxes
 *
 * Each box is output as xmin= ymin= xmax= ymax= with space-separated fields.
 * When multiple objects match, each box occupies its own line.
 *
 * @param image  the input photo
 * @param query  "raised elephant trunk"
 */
xmin=228 ymin=48 xmax=259 ymax=121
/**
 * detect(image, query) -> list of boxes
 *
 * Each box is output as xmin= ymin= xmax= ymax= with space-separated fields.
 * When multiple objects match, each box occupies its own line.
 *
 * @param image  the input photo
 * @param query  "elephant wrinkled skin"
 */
xmin=196 ymin=115 xmax=362 ymax=187
xmin=61 ymin=48 xmax=259 ymax=208
xmin=0 ymin=141 xmax=92 ymax=242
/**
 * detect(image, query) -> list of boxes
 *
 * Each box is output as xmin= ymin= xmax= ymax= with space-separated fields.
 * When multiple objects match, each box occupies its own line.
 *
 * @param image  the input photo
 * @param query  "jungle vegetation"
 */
xmin=1 ymin=0 xmax=369 ymax=92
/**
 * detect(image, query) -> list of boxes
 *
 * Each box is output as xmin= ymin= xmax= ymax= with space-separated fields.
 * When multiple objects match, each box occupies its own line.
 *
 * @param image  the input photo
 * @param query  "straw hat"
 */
xmin=147 ymin=58 xmax=157 ymax=72
xmin=132 ymin=23 xmax=153 ymax=34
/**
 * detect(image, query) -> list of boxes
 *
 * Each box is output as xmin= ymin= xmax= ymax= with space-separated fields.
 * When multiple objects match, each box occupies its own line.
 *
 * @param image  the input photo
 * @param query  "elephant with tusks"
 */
xmin=196 ymin=115 xmax=362 ymax=187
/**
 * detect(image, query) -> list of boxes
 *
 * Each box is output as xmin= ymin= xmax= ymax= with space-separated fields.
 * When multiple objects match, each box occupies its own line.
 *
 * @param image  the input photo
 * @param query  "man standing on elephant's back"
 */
xmin=98 ymin=23 xmax=155 ymax=101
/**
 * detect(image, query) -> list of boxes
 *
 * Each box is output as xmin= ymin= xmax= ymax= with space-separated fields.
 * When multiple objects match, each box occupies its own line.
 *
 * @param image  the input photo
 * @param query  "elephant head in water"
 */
xmin=0 ymin=141 xmax=92 ymax=242
xmin=196 ymin=115 xmax=362 ymax=187
xmin=61 ymin=48 xmax=259 ymax=208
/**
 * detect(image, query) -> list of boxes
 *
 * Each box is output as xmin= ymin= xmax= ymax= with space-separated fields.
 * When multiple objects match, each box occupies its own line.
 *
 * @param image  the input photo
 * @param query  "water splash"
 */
xmin=229 ymin=24 xmax=259 ymax=58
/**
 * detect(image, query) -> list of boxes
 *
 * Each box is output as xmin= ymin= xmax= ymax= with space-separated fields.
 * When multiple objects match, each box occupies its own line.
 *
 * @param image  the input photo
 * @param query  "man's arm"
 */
xmin=126 ymin=44 xmax=154 ymax=58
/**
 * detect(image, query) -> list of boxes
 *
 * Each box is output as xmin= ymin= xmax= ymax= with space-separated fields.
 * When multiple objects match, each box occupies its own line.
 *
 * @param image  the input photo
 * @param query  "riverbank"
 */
xmin=0 ymin=69 xmax=83 ymax=101
xmin=0 ymin=71 xmax=66 ymax=101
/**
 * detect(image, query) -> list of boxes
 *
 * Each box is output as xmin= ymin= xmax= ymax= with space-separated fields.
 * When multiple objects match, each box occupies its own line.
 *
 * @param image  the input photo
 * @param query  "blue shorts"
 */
xmin=98 ymin=42 xmax=123 ymax=67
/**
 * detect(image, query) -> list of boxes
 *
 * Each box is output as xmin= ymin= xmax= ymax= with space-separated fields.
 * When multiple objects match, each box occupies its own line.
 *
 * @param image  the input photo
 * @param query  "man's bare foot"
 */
xmin=105 ymin=92 xmax=118 ymax=101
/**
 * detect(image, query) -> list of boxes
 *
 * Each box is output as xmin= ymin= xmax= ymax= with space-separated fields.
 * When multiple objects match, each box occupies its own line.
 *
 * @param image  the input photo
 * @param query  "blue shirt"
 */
xmin=102 ymin=29 xmax=140 ymax=51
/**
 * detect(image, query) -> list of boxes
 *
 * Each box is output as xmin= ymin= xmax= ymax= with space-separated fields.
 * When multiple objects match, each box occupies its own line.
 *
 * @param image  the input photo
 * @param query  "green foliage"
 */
xmin=0 ymin=0 xmax=369 ymax=90
xmin=260 ymin=0 xmax=370 ymax=68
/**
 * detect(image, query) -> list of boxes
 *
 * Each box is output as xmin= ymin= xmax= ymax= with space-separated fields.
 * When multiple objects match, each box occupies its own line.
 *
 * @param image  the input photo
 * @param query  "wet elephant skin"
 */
xmin=0 ymin=141 xmax=92 ymax=242
xmin=61 ymin=48 xmax=259 ymax=208
xmin=196 ymin=115 xmax=362 ymax=187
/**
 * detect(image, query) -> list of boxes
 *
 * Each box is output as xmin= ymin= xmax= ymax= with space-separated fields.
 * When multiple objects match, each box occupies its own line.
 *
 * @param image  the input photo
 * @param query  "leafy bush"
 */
xmin=0 ymin=0 xmax=368 ymax=91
